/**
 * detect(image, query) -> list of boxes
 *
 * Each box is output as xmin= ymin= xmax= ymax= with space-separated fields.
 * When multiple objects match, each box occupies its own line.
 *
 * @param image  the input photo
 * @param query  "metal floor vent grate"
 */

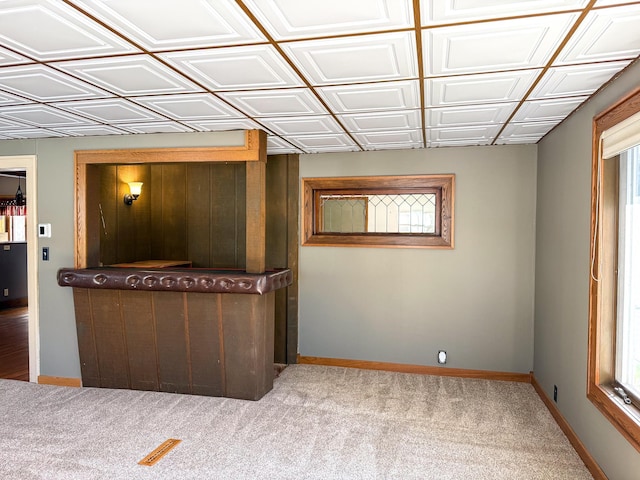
xmin=138 ymin=438 xmax=181 ymax=467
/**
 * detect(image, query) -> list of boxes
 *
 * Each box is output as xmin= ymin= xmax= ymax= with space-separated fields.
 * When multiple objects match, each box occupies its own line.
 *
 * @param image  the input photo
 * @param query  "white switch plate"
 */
xmin=38 ymin=223 xmax=51 ymax=238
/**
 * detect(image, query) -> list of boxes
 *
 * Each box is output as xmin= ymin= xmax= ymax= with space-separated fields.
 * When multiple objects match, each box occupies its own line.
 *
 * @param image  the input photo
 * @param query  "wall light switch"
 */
xmin=42 ymin=247 xmax=49 ymax=261
xmin=38 ymin=223 xmax=51 ymax=238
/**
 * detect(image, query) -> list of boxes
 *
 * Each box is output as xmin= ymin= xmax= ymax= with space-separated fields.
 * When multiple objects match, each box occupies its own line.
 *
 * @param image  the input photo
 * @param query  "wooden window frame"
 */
xmin=588 ymin=87 xmax=640 ymax=453
xmin=302 ymin=174 xmax=454 ymax=248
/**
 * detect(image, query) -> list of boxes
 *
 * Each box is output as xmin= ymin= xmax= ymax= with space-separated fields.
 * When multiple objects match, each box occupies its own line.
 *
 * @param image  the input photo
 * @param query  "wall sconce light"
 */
xmin=124 ymin=182 xmax=143 ymax=205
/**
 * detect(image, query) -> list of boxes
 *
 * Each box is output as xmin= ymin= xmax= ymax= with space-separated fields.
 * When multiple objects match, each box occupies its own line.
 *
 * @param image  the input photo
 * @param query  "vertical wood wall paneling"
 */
xmin=116 ymin=164 xmax=141 ymax=263
xmin=85 ymin=165 xmax=103 ymax=267
xmin=186 ymin=292 xmax=224 ymax=396
xmin=120 ymin=290 xmax=159 ymax=391
xmin=285 ymin=155 xmax=300 ymax=364
xmin=98 ymin=165 xmax=117 ymax=266
xmin=266 ymin=155 xmax=289 ymax=363
xmin=246 ymin=160 xmax=266 ymax=274
xmin=210 ymin=164 xmax=244 ymax=268
xmin=133 ymin=165 xmax=152 ymax=262
xmin=221 ymin=293 xmax=274 ymax=400
xmin=265 ymin=154 xmax=299 ymax=364
xmin=89 ymin=289 xmax=130 ymax=389
xmin=71 ymin=288 xmax=100 ymax=386
xmin=152 ymin=291 xmax=191 ymax=394
xmin=186 ymin=164 xmax=212 ymax=267
xmin=160 ymin=164 xmax=188 ymax=260
xmin=150 ymin=165 xmax=164 ymax=259
xmin=235 ymin=165 xmax=247 ymax=269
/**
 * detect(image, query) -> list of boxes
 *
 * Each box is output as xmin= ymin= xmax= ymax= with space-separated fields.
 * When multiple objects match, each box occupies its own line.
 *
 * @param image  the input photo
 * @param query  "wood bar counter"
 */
xmin=57 ymin=267 xmax=292 ymax=400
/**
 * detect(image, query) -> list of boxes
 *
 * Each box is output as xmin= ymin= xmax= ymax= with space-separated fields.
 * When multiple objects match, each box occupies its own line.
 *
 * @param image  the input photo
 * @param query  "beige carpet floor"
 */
xmin=0 ymin=364 xmax=592 ymax=479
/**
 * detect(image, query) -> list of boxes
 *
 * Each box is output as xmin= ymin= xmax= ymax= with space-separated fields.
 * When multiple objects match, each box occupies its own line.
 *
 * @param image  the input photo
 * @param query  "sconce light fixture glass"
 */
xmin=124 ymin=182 xmax=143 ymax=205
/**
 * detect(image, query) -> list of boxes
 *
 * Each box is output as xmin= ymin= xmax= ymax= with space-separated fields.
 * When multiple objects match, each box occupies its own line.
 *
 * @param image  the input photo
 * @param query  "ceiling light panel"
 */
xmin=530 ymin=60 xmax=633 ymax=99
xmin=428 ymin=103 xmax=518 ymax=128
xmin=318 ymin=80 xmax=420 ymax=113
xmin=259 ymin=115 xmax=344 ymax=136
xmin=512 ymin=97 xmax=588 ymax=122
xmin=218 ymin=88 xmax=328 ymax=117
xmin=427 ymin=70 xmax=540 ymax=107
xmin=555 ymin=5 xmax=640 ymax=64
xmin=424 ymin=14 xmax=579 ymax=76
xmin=67 ymin=0 xmax=265 ymax=50
xmin=282 ymin=32 xmax=417 ymax=85
xmin=131 ymin=93 xmax=244 ymax=121
xmin=243 ymin=0 xmax=413 ymax=40
xmin=421 ymin=0 xmax=588 ymax=25
xmin=0 ymin=64 xmax=111 ymax=102
xmin=0 ymin=104 xmax=94 ymax=127
xmin=161 ymin=45 xmax=303 ymax=91
xmin=53 ymin=98 xmax=168 ymax=123
xmin=339 ymin=109 xmax=422 ymax=132
xmin=54 ymin=56 xmax=203 ymax=96
xmin=0 ymin=0 xmax=139 ymax=61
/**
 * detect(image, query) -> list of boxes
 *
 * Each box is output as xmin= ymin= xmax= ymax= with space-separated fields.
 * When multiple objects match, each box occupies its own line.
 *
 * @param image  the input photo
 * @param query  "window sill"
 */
xmin=302 ymin=233 xmax=454 ymax=248
xmin=588 ymin=383 xmax=640 ymax=452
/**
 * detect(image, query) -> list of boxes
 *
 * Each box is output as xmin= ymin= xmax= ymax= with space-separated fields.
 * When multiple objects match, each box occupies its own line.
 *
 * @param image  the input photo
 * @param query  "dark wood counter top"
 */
xmin=57 ymin=267 xmax=292 ymax=295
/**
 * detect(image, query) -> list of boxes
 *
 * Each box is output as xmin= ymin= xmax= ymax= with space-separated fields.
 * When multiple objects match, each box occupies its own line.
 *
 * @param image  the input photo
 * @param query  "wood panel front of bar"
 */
xmin=58 ymin=267 xmax=291 ymax=400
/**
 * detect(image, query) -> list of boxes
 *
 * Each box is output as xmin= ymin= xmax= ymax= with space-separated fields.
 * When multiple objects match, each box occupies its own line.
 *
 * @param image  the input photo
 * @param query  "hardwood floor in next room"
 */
xmin=0 ymin=307 xmax=28 ymax=381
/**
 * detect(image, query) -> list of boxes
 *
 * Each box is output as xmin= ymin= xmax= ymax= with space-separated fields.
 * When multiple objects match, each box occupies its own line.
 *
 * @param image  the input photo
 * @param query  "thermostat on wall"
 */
xmin=38 ymin=223 xmax=51 ymax=238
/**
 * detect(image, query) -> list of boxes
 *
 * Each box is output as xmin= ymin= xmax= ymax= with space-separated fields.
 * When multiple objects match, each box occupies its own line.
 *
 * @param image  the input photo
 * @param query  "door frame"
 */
xmin=0 ymin=155 xmax=39 ymax=382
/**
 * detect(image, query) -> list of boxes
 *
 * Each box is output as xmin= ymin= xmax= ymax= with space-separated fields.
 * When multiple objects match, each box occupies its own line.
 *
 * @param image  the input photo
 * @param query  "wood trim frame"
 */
xmin=589 ymin=87 xmax=640 ymax=453
xmin=297 ymin=355 xmax=530 ymax=382
xmin=301 ymin=174 xmax=454 ymax=248
xmin=38 ymin=375 xmax=82 ymax=387
xmin=74 ymin=130 xmax=267 ymax=271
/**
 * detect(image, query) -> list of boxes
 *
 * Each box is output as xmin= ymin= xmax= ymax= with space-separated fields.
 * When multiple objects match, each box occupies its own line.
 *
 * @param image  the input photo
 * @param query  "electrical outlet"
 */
xmin=437 ymin=350 xmax=447 ymax=364
xmin=3 ymin=288 xmax=8 ymax=297
xmin=553 ymin=385 xmax=558 ymax=403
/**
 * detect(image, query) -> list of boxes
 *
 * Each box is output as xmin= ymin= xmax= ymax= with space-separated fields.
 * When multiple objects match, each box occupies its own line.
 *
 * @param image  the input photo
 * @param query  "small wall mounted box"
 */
xmin=38 ymin=223 xmax=51 ymax=238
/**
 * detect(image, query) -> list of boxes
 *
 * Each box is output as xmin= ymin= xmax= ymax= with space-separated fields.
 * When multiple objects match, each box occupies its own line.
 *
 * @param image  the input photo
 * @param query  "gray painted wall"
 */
xmin=299 ymin=145 xmax=537 ymax=373
xmin=534 ymin=60 xmax=640 ymax=479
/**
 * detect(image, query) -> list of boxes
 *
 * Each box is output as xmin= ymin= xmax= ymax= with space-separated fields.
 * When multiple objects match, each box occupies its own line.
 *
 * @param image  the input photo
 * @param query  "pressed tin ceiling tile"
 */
xmin=0 ymin=0 xmax=139 ymax=60
xmin=0 ymin=64 xmax=111 ymax=102
xmin=54 ymin=56 xmax=203 ymax=96
xmin=282 ymin=32 xmax=417 ymax=85
xmin=0 ymin=0 xmax=636 ymax=153
xmin=244 ymin=0 xmax=413 ymax=40
xmin=160 ymin=45 xmax=304 ymax=91
xmin=68 ymin=0 xmax=265 ymax=50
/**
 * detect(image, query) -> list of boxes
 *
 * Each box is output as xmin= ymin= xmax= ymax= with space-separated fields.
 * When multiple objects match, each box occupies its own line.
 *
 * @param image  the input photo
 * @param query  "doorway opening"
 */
xmin=0 ymin=155 xmax=39 ymax=382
